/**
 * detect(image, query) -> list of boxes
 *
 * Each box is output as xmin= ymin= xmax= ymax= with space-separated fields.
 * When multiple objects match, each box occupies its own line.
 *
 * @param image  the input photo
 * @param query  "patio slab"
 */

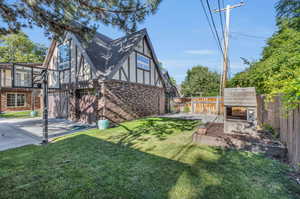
xmin=0 ymin=117 xmax=95 ymax=151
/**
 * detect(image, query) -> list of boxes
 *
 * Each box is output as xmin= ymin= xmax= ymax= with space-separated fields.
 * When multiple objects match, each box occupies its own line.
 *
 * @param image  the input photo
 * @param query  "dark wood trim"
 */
xmin=69 ymin=41 xmax=72 ymax=84
xmin=121 ymin=67 xmax=128 ymax=81
xmin=149 ymin=60 xmax=151 ymax=85
xmin=142 ymin=37 xmax=145 ymax=54
xmin=119 ymin=68 xmax=121 ymax=80
xmin=154 ymin=66 xmax=157 ymax=86
xmin=82 ymin=57 xmax=85 ymax=80
xmin=75 ymin=45 xmax=77 ymax=84
xmin=127 ymin=57 xmax=130 ymax=82
xmin=134 ymin=50 xmax=152 ymax=60
xmin=155 ymin=76 xmax=160 ymax=86
xmin=107 ymin=79 xmax=165 ymax=89
xmin=144 ymin=37 xmax=154 ymax=58
xmin=136 ymin=67 xmax=150 ymax=72
xmin=12 ymin=64 xmax=15 ymax=88
xmin=78 ymin=55 xmax=83 ymax=83
xmin=135 ymin=52 xmax=138 ymax=83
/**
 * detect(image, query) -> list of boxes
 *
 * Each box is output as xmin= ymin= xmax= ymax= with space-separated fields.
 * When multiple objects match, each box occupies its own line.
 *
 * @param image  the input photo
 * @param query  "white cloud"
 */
xmin=184 ymin=50 xmax=215 ymax=55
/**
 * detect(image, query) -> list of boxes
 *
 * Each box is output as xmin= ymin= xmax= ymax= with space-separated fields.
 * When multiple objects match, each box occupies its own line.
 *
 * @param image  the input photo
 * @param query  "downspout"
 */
xmin=101 ymin=81 xmax=106 ymax=120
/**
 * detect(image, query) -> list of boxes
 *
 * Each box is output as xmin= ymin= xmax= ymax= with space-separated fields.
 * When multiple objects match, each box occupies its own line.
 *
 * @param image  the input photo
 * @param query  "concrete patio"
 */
xmin=159 ymin=113 xmax=224 ymax=123
xmin=0 ymin=117 xmax=95 ymax=151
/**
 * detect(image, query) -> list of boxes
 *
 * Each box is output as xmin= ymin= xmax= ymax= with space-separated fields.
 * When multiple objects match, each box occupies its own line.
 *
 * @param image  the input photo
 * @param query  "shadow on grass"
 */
xmin=0 ymin=134 xmax=189 ymax=199
xmin=164 ymin=145 xmax=300 ymax=199
xmin=115 ymin=117 xmax=200 ymax=146
xmin=0 ymin=135 xmax=298 ymax=199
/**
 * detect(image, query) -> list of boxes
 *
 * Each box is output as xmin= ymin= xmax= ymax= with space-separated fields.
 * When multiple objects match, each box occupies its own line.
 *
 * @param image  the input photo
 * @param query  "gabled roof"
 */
xmin=44 ymin=28 xmax=165 ymax=86
xmin=73 ymin=29 xmax=147 ymax=76
xmin=161 ymin=69 xmax=180 ymax=97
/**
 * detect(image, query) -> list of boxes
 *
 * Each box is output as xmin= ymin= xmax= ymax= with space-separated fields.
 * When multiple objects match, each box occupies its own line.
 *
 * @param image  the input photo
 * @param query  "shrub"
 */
xmin=183 ymin=105 xmax=190 ymax=113
xmin=262 ymin=123 xmax=279 ymax=139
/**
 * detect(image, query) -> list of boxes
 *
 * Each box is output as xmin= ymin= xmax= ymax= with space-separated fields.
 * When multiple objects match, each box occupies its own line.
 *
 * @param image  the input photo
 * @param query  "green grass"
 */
xmin=0 ymin=117 xmax=299 ymax=199
xmin=0 ymin=110 xmax=40 ymax=118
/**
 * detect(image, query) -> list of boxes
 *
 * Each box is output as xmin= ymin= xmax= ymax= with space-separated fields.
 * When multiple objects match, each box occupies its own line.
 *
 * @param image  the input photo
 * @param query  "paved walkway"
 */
xmin=159 ymin=113 xmax=224 ymax=123
xmin=0 ymin=118 xmax=95 ymax=151
xmin=0 ymin=124 xmax=40 ymax=151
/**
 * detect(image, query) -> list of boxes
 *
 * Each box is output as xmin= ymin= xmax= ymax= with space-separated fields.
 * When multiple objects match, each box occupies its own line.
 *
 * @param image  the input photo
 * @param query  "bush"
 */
xmin=183 ymin=105 xmax=190 ymax=113
xmin=262 ymin=123 xmax=279 ymax=139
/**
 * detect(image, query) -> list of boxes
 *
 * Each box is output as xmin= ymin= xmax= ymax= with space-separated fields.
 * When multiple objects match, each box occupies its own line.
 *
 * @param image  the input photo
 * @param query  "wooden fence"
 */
xmin=173 ymin=97 xmax=224 ymax=114
xmin=258 ymin=96 xmax=300 ymax=167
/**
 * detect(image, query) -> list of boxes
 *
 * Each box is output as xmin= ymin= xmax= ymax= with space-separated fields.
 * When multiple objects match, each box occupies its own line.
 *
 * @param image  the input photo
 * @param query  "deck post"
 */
xmin=42 ymin=69 xmax=48 ymax=144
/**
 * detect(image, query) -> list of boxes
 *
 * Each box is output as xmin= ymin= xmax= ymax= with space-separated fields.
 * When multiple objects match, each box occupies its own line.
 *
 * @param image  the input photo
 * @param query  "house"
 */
xmin=161 ymin=69 xmax=180 ymax=112
xmin=44 ymin=28 xmax=172 ymax=124
xmin=0 ymin=63 xmax=43 ymax=113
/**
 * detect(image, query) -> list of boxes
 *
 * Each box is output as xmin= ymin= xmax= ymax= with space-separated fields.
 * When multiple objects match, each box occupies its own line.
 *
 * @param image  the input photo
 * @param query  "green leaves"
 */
xmin=0 ymin=32 xmax=46 ymax=63
xmin=229 ymin=22 xmax=300 ymax=110
xmin=0 ymin=0 xmax=163 ymax=39
xmin=181 ymin=65 xmax=220 ymax=97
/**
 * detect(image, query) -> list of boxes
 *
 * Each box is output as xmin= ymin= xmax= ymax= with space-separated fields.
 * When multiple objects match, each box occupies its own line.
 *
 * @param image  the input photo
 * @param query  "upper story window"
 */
xmin=58 ymin=41 xmax=71 ymax=70
xmin=137 ymin=54 xmax=150 ymax=71
xmin=0 ymin=69 xmax=12 ymax=87
xmin=14 ymin=65 xmax=32 ymax=87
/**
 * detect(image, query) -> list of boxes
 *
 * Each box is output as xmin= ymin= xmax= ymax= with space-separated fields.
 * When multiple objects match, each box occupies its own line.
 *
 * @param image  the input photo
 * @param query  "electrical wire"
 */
xmin=205 ymin=0 xmax=225 ymax=57
xmin=230 ymin=32 xmax=267 ymax=40
xmin=199 ymin=0 xmax=225 ymax=59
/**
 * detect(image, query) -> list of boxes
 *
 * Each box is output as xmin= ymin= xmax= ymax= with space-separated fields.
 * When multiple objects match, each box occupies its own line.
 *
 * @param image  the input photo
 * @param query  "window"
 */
xmin=137 ymin=54 xmax=150 ymax=70
xmin=0 ymin=69 xmax=12 ymax=87
xmin=75 ymin=89 xmax=96 ymax=99
xmin=14 ymin=65 xmax=32 ymax=87
xmin=58 ymin=41 xmax=71 ymax=70
xmin=226 ymin=106 xmax=247 ymax=120
xmin=7 ymin=94 xmax=26 ymax=107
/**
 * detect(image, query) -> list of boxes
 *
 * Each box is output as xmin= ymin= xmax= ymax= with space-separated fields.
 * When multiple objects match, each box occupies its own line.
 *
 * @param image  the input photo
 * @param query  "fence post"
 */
xmin=217 ymin=96 xmax=220 ymax=115
xmin=191 ymin=98 xmax=195 ymax=113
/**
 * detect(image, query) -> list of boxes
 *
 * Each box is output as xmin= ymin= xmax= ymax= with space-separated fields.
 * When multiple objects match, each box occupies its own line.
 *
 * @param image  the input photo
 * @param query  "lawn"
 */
xmin=0 ymin=110 xmax=39 ymax=118
xmin=0 ymin=117 xmax=299 ymax=199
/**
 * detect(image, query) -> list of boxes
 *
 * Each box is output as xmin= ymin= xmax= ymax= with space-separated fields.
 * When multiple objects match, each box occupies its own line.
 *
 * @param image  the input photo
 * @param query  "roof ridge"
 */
xmin=111 ymin=28 xmax=147 ymax=43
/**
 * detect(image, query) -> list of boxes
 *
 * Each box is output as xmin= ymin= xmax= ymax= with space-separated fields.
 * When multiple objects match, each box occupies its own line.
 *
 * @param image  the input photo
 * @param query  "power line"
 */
xmin=230 ymin=32 xmax=268 ymax=40
xmin=199 ymin=0 xmax=225 ymax=58
xmin=205 ymin=0 xmax=225 ymax=57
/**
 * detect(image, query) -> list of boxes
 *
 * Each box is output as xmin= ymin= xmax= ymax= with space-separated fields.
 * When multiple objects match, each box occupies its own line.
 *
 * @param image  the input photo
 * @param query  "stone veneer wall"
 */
xmin=0 ymin=90 xmax=41 ymax=112
xmin=102 ymin=80 xmax=165 ymax=123
xmin=47 ymin=80 xmax=166 ymax=124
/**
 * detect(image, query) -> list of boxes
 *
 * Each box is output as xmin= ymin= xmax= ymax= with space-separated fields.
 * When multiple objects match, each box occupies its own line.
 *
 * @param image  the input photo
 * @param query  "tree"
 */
xmin=0 ymin=32 xmax=47 ymax=62
xmin=169 ymin=77 xmax=177 ymax=86
xmin=0 ymin=0 xmax=162 ymax=39
xmin=181 ymin=66 xmax=220 ymax=97
xmin=228 ymin=21 xmax=300 ymax=110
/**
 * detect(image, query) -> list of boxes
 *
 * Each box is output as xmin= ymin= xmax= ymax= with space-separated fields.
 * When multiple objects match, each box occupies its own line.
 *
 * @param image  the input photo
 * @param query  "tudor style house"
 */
xmin=44 ymin=29 xmax=175 ymax=123
xmin=0 ymin=63 xmax=43 ymax=113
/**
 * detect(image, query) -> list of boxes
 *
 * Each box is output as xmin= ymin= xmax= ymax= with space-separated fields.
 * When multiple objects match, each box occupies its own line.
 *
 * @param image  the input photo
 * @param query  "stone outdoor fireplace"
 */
xmin=224 ymin=87 xmax=257 ymax=134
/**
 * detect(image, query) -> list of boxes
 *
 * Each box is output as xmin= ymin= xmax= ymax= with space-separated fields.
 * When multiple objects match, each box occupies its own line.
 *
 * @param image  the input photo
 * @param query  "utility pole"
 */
xmin=215 ymin=2 xmax=245 ymax=97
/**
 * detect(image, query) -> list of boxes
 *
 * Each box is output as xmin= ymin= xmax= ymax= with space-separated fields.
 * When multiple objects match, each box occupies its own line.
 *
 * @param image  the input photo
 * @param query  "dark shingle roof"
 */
xmin=75 ymin=29 xmax=146 ymax=74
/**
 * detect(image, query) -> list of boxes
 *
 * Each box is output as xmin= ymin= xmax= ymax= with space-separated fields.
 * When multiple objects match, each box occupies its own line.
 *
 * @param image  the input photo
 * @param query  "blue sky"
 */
xmin=11 ymin=0 xmax=278 ymax=84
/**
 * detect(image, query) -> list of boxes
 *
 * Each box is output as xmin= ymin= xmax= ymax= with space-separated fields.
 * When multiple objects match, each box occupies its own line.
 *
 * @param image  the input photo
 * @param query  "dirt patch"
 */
xmin=193 ymin=123 xmax=287 ymax=161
